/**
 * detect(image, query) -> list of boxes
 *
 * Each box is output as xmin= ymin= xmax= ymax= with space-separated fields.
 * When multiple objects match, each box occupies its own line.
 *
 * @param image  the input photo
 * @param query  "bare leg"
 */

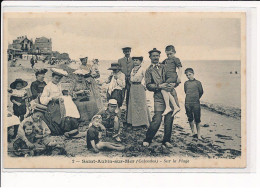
xmin=196 ymin=122 xmax=201 ymax=140
xmin=97 ymin=142 xmax=125 ymax=151
xmin=171 ymin=89 xmax=180 ymax=107
xmin=113 ymin=116 xmax=121 ymax=142
xmin=161 ymin=90 xmax=173 ymax=116
xmin=168 ymin=92 xmax=180 ymax=116
xmin=189 ymin=121 xmax=197 ymax=136
xmin=114 ymin=116 xmax=120 ymax=133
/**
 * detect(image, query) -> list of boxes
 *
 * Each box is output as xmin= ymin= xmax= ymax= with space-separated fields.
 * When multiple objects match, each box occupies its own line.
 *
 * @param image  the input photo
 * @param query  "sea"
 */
xmin=70 ymin=60 xmax=242 ymax=109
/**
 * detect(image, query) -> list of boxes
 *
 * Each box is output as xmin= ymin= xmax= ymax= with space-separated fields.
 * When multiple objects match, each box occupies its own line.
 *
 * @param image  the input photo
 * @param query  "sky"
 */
xmin=6 ymin=12 xmax=242 ymax=61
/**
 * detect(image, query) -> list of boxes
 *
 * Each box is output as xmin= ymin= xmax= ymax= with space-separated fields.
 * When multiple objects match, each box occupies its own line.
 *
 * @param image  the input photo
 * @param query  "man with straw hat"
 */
xmin=106 ymin=62 xmax=126 ymax=108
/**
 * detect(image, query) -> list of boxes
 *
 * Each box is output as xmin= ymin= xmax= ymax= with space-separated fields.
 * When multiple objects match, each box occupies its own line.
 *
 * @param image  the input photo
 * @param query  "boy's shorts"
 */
xmin=165 ymin=72 xmax=178 ymax=84
xmin=185 ymin=103 xmax=201 ymax=123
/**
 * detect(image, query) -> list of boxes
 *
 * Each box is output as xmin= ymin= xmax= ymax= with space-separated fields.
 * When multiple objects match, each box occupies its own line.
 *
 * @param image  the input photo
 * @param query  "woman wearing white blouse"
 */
xmin=40 ymin=68 xmax=79 ymax=135
xmin=127 ymin=57 xmax=151 ymax=129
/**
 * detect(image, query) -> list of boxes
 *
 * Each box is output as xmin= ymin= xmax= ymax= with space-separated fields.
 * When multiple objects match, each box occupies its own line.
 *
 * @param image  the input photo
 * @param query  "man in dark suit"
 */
xmin=118 ymin=47 xmax=134 ymax=113
xmin=143 ymin=48 xmax=175 ymax=148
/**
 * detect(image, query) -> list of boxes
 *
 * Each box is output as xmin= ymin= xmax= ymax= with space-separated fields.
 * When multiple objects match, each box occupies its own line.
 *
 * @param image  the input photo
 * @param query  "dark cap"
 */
xmin=122 ymin=47 xmax=131 ymax=51
xmin=148 ymin=48 xmax=161 ymax=55
xmin=35 ymin=68 xmax=48 ymax=76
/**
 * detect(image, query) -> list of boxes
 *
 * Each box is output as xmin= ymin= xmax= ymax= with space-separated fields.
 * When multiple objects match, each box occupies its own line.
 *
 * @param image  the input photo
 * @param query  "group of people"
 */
xmin=7 ymin=44 xmax=204 ymax=156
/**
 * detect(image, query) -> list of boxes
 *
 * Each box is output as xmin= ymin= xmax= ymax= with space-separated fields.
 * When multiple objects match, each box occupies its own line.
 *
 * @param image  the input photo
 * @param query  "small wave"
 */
xmin=201 ymin=101 xmax=241 ymax=119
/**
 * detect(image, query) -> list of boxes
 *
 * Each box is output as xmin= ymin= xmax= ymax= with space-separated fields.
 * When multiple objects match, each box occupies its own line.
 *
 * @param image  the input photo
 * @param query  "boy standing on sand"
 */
xmin=184 ymin=68 xmax=204 ymax=140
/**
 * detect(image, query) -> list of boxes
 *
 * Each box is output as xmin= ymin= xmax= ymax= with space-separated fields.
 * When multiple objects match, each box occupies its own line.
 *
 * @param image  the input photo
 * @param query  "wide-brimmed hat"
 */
xmin=148 ymin=48 xmax=161 ymax=55
xmin=33 ymin=103 xmax=47 ymax=113
xmin=10 ymin=79 xmax=28 ymax=89
xmin=132 ymin=56 xmax=144 ymax=62
xmin=108 ymin=63 xmax=122 ymax=70
xmin=51 ymin=68 xmax=68 ymax=77
xmin=7 ymin=114 xmax=20 ymax=127
xmin=35 ymin=68 xmax=48 ymax=76
xmin=73 ymin=69 xmax=90 ymax=75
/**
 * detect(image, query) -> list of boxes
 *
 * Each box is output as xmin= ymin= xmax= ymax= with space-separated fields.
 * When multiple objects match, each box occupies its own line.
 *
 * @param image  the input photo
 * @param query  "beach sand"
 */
xmin=6 ymin=59 xmax=241 ymax=159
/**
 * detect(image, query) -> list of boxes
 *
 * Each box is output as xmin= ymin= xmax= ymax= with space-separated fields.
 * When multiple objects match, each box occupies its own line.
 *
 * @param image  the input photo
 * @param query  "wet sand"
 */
xmin=7 ymin=59 xmax=241 ymax=159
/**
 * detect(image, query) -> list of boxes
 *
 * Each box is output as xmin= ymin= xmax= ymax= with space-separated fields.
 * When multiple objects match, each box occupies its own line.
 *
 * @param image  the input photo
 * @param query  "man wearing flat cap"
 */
xmin=143 ymin=48 xmax=175 ymax=148
xmin=118 ymin=47 xmax=134 ymax=111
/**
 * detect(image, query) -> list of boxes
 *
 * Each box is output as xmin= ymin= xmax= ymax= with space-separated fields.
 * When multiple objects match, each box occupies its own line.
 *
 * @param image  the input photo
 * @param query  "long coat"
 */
xmin=145 ymin=63 xmax=174 ymax=112
xmin=118 ymin=57 xmax=134 ymax=78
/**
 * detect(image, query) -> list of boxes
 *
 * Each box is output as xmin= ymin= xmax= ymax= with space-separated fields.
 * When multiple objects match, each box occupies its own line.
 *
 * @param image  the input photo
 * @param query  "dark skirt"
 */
xmin=42 ymin=101 xmax=64 ymax=136
xmin=107 ymin=89 xmax=123 ymax=107
xmin=13 ymin=103 xmax=26 ymax=117
xmin=74 ymin=99 xmax=99 ymax=123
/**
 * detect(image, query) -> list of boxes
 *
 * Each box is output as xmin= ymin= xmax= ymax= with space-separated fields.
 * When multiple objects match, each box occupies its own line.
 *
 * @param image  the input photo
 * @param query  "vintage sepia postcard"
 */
xmin=2 ymin=11 xmax=246 ymax=169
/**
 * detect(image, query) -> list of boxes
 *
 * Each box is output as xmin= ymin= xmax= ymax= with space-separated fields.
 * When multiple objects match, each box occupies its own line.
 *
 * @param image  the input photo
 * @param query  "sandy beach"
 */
xmin=7 ymin=59 xmax=241 ymax=159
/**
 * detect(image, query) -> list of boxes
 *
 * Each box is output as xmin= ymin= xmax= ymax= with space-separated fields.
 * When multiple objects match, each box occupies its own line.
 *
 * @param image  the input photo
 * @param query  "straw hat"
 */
xmin=50 ymin=68 xmax=68 ymax=76
xmin=108 ymin=99 xmax=118 ymax=106
xmin=108 ymin=63 xmax=122 ymax=70
xmin=73 ymin=69 xmax=90 ymax=75
xmin=132 ymin=56 xmax=144 ymax=62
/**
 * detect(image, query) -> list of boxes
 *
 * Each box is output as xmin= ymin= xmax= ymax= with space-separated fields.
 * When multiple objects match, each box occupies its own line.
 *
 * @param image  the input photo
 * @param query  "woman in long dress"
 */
xmin=79 ymin=56 xmax=103 ymax=110
xmin=127 ymin=56 xmax=151 ymax=129
xmin=40 ymin=68 xmax=80 ymax=135
xmin=71 ymin=69 xmax=101 ymax=124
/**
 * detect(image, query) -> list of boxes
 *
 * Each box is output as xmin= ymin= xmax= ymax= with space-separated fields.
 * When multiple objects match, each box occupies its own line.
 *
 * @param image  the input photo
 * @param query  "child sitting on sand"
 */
xmin=97 ymin=99 xmax=122 ymax=142
xmin=10 ymin=79 xmax=28 ymax=121
xmin=13 ymin=121 xmax=45 ymax=156
xmin=16 ymin=105 xmax=65 ymax=155
xmin=184 ymin=68 xmax=204 ymax=140
xmin=161 ymin=45 xmax=182 ymax=116
xmin=86 ymin=114 xmax=125 ymax=153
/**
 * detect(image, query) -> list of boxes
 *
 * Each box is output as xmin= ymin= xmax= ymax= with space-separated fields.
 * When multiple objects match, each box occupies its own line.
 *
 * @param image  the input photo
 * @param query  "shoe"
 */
xmin=115 ymin=136 xmax=122 ymax=142
xmin=161 ymin=145 xmax=171 ymax=154
xmin=192 ymin=134 xmax=198 ymax=138
xmin=162 ymin=108 xmax=172 ymax=116
xmin=143 ymin=142 xmax=150 ymax=147
xmin=172 ymin=108 xmax=180 ymax=117
xmin=164 ymin=142 xmax=173 ymax=148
